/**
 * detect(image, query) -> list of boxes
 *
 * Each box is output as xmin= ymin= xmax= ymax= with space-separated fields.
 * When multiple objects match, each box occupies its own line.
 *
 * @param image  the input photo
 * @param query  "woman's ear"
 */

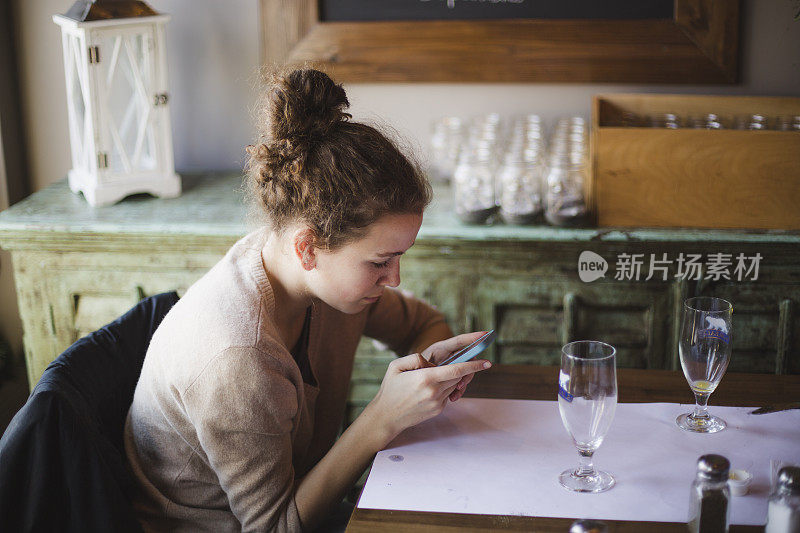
xmin=293 ymin=228 xmax=317 ymax=271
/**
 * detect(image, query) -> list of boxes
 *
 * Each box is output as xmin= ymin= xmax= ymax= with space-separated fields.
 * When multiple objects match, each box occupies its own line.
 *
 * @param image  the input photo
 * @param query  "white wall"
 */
xmin=2 ymin=0 xmax=800 ymax=376
xmin=153 ymin=0 xmax=260 ymax=171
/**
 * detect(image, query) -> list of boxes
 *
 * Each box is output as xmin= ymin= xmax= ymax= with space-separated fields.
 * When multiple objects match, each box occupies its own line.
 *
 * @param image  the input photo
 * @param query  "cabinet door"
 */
xmin=698 ymin=282 xmax=799 ymax=374
xmin=51 ymin=266 xmax=213 ymax=343
xmin=20 ymin=249 xmax=223 ymax=385
xmin=395 ymin=256 xmax=468 ymax=331
xmin=473 ymin=277 xmax=672 ymax=369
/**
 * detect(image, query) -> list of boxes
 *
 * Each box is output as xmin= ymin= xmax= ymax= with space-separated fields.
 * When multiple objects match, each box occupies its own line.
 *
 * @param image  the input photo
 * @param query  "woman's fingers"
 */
xmin=436 ymin=376 xmax=464 ymax=394
xmin=429 ymin=331 xmax=487 ymax=358
xmin=434 ymin=359 xmax=491 ymax=382
xmin=449 ymin=372 xmax=476 ymax=401
xmin=449 ymin=388 xmax=464 ymax=402
xmin=389 ymin=354 xmax=489 ymax=405
xmin=441 ymin=382 xmax=459 ymax=399
xmin=390 ymin=352 xmax=435 ymax=373
xmin=399 ymin=356 xmax=489 ymax=384
xmin=439 ymin=369 xmax=475 ymax=394
xmin=455 ymin=374 xmax=471 ymax=390
xmin=420 ymin=360 xmax=491 ymax=395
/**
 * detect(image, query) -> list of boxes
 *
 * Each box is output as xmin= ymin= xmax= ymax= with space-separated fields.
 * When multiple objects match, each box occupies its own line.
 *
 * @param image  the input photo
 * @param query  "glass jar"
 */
xmin=497 ymin=155 xmax=542 ymax=225
xmin=453 ymin=146 xmax=496 ymax=224
xmin=688 ymin=454 xmax=731 ymax=533
xmin=649 ymin=113 xmax=682 ymax=128
xmin=620 ymin=111 xmax=641 ymax=127
xmin=688 ymin=113 xmax=724 ymax=129
xmin=766 ymin=466 xmax=800 ymax=533
xmin=570 ymin=519 xmax=608 ymax=533
xmin=775 ymin=115 xmax=800 ymax=132
xmin=735 ymin=114 xmax=769 ymax=130
xmin=544 ymin=162 xmax=587 ymax=227
xmin=429 ymin=116 xmax=464 ymax=183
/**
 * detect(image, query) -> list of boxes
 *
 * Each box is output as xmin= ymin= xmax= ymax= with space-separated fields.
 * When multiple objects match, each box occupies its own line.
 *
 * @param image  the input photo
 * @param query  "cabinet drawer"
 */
xmin=475 ymin=277 xmax=671 ymax=369
xmin=73 ymin=292 xmax=144 ymax=339
xmin=15 ymin=249 xmax=222 ymax=384
xmin=699 ymin=282 xmax=799 ymax=374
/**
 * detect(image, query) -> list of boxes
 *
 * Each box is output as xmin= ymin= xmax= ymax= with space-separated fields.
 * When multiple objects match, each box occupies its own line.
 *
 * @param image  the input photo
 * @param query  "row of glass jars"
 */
xmin=433 ymin=113 xmax=589 ymax=227
xmin=614 ymin=112 xmax=800 ymax=130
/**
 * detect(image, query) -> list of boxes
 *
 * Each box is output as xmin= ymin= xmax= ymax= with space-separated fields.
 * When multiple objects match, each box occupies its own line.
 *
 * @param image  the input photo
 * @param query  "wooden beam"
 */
xmin=259 ymin=0 xmax=317 ymax=68
xmin=260 ymin=0 xmax=740 ymax=84
xmin=674 ymin=0 xmax=740 ymax=83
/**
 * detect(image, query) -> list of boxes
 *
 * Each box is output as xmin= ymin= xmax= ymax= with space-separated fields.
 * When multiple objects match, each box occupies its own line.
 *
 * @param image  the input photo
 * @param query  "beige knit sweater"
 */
xmin=124 ymin=229 xmax=446 ymax=532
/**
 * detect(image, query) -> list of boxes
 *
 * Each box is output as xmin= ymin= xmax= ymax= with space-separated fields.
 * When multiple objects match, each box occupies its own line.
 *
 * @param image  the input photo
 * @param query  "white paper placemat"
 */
xmin=358 ymin=399 xmax=800 ymax=525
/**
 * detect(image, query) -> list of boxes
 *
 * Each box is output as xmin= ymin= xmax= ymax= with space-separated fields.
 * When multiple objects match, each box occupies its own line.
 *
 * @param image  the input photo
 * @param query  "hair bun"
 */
xmin=267 ymin=69 xmax=351 ymax=150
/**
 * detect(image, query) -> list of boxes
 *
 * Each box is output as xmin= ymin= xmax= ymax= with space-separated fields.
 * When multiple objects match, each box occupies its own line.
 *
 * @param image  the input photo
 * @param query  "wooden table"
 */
xmin=346 ymin=365 xmax=800 ymax=532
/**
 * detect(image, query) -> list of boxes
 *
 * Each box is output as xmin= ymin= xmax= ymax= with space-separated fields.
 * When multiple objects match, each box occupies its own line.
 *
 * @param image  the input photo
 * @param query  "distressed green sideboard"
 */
xmin=1 ymin=173 xmax=799 ymax=423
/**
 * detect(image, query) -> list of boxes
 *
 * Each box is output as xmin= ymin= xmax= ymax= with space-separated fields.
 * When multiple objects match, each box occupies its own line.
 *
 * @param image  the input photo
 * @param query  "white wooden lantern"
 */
xmin=53 ymin=0 xmax=180 ymax=206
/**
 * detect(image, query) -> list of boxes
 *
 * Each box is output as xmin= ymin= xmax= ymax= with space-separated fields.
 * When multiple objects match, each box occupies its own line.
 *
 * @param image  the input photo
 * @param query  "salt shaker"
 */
xmin=766 ymin=466 xmax=800 ymax=533
xmin=688 ymin=454 xmax=731 ymax=533
xmin=570 ymin=519 xmax=608 ymax=533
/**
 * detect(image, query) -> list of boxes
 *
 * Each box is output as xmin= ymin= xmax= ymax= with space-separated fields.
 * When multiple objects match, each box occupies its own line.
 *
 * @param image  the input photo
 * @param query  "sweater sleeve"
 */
xmin=182 ymin=346 xmax=304 ymax=533
xmin=363 ymin=287 xmax=449 ymax=356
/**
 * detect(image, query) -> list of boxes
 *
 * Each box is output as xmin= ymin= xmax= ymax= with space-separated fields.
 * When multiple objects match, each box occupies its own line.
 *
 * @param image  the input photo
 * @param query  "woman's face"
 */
xmin=309 ymin=212 xmax=423 ymax=314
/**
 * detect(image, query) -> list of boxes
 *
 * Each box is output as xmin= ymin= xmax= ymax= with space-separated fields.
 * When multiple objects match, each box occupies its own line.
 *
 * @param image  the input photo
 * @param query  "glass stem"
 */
xmin=575 ymin=449 xmax=596 ymax=477
xmin=692 ymin=392 xmax=710 ymax=420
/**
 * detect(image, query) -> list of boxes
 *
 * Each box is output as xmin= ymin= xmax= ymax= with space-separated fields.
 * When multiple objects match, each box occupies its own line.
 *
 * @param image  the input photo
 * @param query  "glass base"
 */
xmin=558 ymin=468 xmax=616 ymax=493
xmin=676 ymin=412 xmax=727 ymax=433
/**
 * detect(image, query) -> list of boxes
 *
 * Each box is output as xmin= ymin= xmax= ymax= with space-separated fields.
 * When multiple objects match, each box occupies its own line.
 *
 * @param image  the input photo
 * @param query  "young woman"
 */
xmin=124 ymin=69 xmax=490 ymax=532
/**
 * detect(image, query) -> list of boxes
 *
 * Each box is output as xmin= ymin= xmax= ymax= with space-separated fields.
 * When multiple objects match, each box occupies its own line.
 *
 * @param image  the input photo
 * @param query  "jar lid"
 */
xmin=697 ymin=454 xmax=730 ymax=481
xmin=777 ymin=466 xmax=800 ymax=492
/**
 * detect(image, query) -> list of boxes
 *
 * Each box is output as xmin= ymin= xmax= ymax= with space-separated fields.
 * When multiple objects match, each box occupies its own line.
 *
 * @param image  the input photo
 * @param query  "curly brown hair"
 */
xmin=244 ymin=69 xmax=431 ymax=250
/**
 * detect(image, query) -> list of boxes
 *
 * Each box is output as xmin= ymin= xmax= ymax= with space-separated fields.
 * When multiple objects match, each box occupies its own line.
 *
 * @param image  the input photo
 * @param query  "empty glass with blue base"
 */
xmin=677 ymin=297 xmax=733 ymax=434
xmin=557 ymin=341 xmax=618 ymax=493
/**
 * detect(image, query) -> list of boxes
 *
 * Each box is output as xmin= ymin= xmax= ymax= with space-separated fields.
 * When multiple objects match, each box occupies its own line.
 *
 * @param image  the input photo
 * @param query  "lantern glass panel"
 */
xmin=96 ymin=27 xmax=158 ymax=175
xmin=66 ymin=33 xmax=89 ymax=172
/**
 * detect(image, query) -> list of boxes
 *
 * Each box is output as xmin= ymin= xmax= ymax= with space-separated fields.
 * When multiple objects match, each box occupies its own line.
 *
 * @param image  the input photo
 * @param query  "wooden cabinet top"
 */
xmin=1 ymin=172 xmax=799 ymax=251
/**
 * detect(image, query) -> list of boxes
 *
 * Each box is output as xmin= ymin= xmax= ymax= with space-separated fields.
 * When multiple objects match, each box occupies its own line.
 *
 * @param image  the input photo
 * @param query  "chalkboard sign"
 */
xmin=320 ymin=0 xmax=674 ymax=22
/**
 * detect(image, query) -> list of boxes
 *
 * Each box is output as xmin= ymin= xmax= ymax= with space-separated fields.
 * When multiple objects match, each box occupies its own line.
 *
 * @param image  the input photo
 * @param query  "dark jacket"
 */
xmin=0 ymin=291 xmax=179 ymax=533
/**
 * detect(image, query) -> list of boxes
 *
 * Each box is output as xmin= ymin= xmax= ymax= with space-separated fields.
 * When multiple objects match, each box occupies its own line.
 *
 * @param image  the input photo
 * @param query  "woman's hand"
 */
xmin=421 ymin=331 xmax=488 ymax=402
xmin=367 ymin=349 xmax=491 ymax=445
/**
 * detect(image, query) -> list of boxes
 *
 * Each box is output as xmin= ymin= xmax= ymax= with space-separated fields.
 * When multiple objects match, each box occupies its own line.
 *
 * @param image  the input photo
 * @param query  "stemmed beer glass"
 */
xmin=557 ymin=341 xmax=618 ymax=493
xmin=677 ymin=297 xmax=733 ymax=433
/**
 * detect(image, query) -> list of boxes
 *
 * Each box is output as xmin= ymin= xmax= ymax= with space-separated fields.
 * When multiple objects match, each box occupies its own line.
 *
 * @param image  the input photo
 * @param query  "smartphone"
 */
xmin=437 ymin=330 xmax=496 ymax=366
